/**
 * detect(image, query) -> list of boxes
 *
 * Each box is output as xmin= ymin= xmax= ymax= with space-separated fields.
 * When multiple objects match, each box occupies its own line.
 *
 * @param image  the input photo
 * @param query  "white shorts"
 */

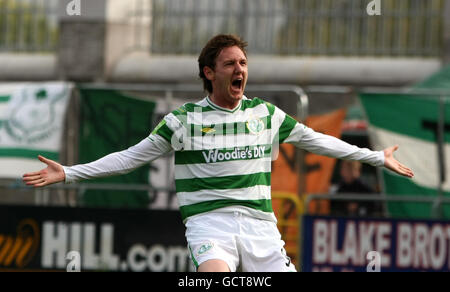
xmin=185 ymin=211 xmax=297 ymax=272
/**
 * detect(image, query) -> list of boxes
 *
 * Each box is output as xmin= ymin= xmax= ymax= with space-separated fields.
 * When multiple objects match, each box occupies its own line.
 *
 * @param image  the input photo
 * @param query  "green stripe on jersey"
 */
xmin=172 ymin=103 xmax=216 ymax=116
xmin=240 ymin=97 xmax=267 ymax=111
xmin=180 ymin=199 xmax=273 ymax=221
xmin=153 ymin=121 xmax=174 ymax=143
xmin=264 ymin=101 xmax=276 ymax=116
xmin=278 ymin=115 xmax=298 ymax=143
xmin=151 ymin=119 xmax=166 ymax=135
xmin=175 ymin=145 xmax=272 ymax=165
xmin=175 ymin=172 xmax=271 ymax=193
xmin=189 ymin=118 xmax=272 ymax=137
xmin=0 ymin=96 xmax=10 ymax=102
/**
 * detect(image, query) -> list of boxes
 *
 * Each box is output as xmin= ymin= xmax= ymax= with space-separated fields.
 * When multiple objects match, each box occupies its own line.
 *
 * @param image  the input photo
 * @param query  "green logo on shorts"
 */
xmin=198 ymin=242 xmax=213 ymax=255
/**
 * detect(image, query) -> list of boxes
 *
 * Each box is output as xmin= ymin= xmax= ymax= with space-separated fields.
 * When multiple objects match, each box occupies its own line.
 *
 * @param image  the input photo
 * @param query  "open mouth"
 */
xmin=231 ymin=79 xmax=243 ymax=91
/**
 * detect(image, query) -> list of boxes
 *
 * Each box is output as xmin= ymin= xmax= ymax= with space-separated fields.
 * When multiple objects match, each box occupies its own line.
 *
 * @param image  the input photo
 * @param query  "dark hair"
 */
xmin=198 ymin=34 xmax=248 ymax=93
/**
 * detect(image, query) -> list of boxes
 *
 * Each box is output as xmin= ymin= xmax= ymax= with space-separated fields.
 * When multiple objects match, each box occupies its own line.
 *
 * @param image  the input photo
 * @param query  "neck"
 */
xmin=209 ymin=93 xmax=241 ymax=110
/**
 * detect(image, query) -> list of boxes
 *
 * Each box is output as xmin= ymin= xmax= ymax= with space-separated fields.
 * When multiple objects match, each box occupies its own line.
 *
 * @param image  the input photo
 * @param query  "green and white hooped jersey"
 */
xmin=152 ymin=96 xmax=292 ymax=223
xmin=64 ymin=96 xmax=384 ymax=224
xmin=151 ymin=96 xmax=384 ymax=223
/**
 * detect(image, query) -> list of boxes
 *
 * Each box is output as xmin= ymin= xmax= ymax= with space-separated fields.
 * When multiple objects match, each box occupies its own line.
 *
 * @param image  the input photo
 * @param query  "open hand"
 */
xmin=22 ymin=155 xmax=65 ymax=187
xmin=384 ymin=145 xmax=414 ymax=178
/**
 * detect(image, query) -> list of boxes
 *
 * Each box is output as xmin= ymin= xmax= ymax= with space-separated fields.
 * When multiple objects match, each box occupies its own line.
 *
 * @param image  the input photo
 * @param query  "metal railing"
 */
xmin=1 ymin=0 xmax=444 ymax=56
xmin=78 ymin=83 xmax=309 ymax=121
xmin=0 ymin=0 xmax=58 ymax=52
xmin=150 ymin=0 xmax=444 ymax=57
xmin=305 ymin=193 xmax=450 ymax=218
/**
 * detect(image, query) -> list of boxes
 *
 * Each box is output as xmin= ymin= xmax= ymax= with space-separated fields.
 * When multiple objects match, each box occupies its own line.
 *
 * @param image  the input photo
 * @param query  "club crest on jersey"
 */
xmin=246 ymin=116 xmax=264 ymax=135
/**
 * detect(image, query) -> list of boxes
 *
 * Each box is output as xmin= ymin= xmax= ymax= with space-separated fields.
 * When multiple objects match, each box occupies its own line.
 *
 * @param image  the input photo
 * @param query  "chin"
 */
xmin=229 ymin=91 xmax=244 ymax=100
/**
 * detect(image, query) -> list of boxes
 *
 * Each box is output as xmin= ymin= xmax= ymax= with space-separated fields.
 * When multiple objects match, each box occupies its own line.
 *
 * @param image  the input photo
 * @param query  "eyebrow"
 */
xmin=222 ymin=58 xmax=247 ymax=63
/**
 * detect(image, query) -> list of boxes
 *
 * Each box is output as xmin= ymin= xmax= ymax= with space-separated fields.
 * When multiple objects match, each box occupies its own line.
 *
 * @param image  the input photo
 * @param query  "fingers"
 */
xmin=38 ymin=155 xmax=50 ymax=164
xmin=399 ymin=164 xmax=413 ymax=174
xmin=23 ymin=172 xmax=44 ymax=186
xmin=23 ymin=175 xmax=41 ymax=182
xmin=385 ymin=155 xmax=414 ymax=178
xmin=394 ymin=162 xmax=414 ymax=178
xmin=34 ymin=181 xmax=48 ymax=187
xmin=22 ymin=172 xmax=49 ymax=186
xmin=25 ymin=178 xmax=46 ymax=186
xmin=23 ymin=171 xmax=41 ymax=177
xmin=397 ymin=160 xmax=413 ymax=174
xmin=399 ymin=168 xmax=414 ymax=178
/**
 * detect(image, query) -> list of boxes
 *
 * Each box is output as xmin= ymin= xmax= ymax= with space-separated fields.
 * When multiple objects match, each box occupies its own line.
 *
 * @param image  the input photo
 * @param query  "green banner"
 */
xmin=360 ymin=92 xmax=450 ymax=219
xmin=78 ymin=89 xmax=156 ymax=208
xmin=0 ymin=82 xmax=71 ymax=178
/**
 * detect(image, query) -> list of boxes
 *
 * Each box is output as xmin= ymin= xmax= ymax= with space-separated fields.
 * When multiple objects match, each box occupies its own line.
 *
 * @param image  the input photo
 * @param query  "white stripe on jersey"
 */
xmin=177 ymin=185 xmax=272 ymax=207
xmin=175 ymin=157 xmax=272 ymax=179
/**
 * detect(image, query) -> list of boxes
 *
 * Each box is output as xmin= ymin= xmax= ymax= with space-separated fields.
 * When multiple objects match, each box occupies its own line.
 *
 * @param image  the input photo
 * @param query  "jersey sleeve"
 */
xmin=151 ymin=109 xmax=187 ymax=151
xmin=270 ymin=104 xmax=385 ymax=167
xmin=62 ymin=112 xmax=185 ymax=184
xmin=63 ymin=135 xmax=172 ymax=183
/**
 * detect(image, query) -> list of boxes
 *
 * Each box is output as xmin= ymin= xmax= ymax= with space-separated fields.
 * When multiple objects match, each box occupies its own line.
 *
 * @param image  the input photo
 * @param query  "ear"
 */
xmin=203 ymin=66 xmax=215 ymax=81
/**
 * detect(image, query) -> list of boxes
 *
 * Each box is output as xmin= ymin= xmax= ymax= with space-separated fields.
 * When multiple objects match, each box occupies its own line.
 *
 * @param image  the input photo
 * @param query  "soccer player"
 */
xmin=23 ymin=34 xmax=414 ymax=272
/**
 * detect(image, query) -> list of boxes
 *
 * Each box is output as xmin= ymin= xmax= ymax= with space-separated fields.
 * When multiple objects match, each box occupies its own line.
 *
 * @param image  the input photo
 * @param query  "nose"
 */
xmin=234 ymin=63 xmax=245 ymax=74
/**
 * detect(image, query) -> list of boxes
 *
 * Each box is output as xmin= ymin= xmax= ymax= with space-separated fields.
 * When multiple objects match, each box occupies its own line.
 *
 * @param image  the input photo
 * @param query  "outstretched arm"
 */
xmin=270 ymin=103 xmax=414 ymax=178
xmin=282 ymin=120 xmax=414 ymax=178
xmin=22 ymin=135 xmax=173 ymax=187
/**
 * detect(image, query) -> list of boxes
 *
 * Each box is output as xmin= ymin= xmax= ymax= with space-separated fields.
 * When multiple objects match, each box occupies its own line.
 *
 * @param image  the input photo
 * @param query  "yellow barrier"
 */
xmin=272 ymin=192 xmax=305 ymax=269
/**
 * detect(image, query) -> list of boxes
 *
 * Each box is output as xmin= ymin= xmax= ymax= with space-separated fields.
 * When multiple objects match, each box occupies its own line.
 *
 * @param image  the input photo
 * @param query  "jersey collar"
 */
xmin=206 ymin=95 xmax=246 ymax=113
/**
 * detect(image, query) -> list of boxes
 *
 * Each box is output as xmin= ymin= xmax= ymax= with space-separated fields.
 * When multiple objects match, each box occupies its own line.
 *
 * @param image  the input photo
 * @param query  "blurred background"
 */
xmin=0 ymin=0 xmax=449 ymax=272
